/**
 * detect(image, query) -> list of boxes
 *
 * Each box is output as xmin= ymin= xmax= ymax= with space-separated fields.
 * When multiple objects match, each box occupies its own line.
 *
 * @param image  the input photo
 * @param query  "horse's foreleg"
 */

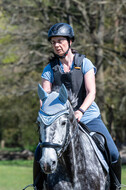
xmin=33 ymin=158 xmax=47 ymax=190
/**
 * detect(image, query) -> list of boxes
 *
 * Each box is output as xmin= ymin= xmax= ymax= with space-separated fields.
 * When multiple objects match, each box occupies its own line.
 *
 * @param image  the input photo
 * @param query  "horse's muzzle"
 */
xmin=42 ymin=161 xmax=57 ymax=174
xmin=39 ymin=148 xmax=58 ymax=174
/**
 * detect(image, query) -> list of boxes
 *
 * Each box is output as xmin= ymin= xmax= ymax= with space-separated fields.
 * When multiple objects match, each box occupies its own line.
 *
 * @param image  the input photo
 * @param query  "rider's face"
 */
xmin=50 ymin=37 xmax=69 ymax=56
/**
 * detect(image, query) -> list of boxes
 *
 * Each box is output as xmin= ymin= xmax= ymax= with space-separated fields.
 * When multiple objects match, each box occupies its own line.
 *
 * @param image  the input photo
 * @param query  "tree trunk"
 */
xmin=95 ymin=2 xmax=105 ymax=114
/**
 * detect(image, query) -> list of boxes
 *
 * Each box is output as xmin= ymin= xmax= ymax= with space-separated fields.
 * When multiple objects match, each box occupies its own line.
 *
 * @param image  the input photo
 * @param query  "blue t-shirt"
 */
xmin=41 ymin=57 xmax=100 ymax=124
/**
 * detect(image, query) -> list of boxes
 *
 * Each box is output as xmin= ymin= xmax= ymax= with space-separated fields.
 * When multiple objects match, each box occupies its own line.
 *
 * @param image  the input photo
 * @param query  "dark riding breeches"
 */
xmin=85 ymin=115 xmax=119 ymax=162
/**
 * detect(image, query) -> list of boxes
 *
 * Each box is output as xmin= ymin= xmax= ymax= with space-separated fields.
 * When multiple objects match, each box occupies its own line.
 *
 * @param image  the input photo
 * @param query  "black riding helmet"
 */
xmin=48 ymin=23 xmax=74 ymax=59
xmin=48 ymin=23 xmax=74 ymax=42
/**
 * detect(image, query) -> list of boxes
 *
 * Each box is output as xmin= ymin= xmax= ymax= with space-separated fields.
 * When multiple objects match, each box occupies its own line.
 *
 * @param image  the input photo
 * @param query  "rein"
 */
xmin=58 ymin=119 xmax=79 ymax=157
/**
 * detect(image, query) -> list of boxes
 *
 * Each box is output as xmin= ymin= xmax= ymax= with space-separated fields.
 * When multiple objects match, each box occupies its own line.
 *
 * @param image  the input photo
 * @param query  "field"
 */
xmin=0 ymin=160 xmax=33 ymax=190
xmin=0 ymin=160 xmax=126 ymax=190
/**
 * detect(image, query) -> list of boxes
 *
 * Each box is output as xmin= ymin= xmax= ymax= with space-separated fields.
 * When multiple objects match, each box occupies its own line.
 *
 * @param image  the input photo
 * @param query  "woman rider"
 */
xmin=34 ymin=23 xmax=121 ymax=190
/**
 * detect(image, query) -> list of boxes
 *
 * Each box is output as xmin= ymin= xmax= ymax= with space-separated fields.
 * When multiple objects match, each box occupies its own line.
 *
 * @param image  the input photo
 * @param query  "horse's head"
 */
xmin=36 ymin=84 xmax=75 ymax=174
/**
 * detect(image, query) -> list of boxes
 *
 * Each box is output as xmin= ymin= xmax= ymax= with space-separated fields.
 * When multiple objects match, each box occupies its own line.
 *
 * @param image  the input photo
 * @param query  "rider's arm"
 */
xmin=81 ymin=68 xmax=96 ymax=109
xmin=42 ymin=78 xmax=52 ymax=93
xmin=40 ymin=64 xmax=53 ymax=107
xmin=39 ymin=79 xmax=52 ymax=107
xmin=74 ymin=58 xmax=96 ymax=121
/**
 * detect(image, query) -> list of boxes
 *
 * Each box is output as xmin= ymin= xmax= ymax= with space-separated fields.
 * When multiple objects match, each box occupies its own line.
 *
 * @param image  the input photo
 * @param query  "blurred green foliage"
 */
xmin=0 ymin=0 xmax=126 ymax=149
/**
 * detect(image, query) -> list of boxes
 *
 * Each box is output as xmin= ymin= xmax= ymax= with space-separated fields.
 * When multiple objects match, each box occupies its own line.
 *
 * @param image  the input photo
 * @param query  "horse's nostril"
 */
xmin=52 ymin=161 xmax=56 ymax=166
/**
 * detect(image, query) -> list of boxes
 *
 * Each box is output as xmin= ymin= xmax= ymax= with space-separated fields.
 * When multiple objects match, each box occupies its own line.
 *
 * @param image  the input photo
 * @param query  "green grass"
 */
xmin=0 ymin=159 xmax=33 ymax=167
xmin=122 ymin=165 xmax=126 ymax=187
xmin=0 ymin=160 xmax=126 ymax=190
xmin=0 ymin=160 xmax=33 ymax=190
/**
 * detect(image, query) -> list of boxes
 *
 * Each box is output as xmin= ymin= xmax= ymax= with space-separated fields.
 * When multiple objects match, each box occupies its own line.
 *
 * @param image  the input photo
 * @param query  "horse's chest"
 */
xmin=47 ymin=164 xmax=72 ymax=190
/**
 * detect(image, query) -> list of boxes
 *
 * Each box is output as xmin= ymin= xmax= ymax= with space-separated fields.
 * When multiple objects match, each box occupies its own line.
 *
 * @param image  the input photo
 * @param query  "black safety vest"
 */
xmin=50 ymin=53 xmax=86 ymax=110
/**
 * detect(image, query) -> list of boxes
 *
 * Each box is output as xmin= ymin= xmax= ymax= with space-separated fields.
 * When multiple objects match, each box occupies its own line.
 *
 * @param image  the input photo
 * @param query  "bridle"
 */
xmin=38 ymin=114 xmax=79 ymax=158
xmin=23 ymin=119 xmax=79 ymax=190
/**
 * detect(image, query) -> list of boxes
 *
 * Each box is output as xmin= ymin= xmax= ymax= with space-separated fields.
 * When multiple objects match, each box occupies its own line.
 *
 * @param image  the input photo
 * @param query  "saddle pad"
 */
xmin=79 ymin=125 xmax=109 ymax=173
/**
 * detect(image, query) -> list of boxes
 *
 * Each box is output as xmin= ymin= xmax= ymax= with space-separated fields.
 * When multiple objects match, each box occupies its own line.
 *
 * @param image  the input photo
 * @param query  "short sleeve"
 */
xmin=41 ymin=64 xmax=54 ymax=83
xmin=82 ymin=58 xmax=97 ymax=75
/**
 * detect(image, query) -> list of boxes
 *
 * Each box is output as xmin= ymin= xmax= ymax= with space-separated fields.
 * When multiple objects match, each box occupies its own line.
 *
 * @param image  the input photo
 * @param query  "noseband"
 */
xmin=39 ymin=116 xmax=70 ymax=157
xmin=39 ymin=142 xmax=63 ymax=149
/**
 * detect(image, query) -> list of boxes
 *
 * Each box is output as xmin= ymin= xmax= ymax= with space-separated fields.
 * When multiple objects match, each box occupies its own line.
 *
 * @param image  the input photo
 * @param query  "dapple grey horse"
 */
xmin=35 ymin=84 xmax=109 ymax=190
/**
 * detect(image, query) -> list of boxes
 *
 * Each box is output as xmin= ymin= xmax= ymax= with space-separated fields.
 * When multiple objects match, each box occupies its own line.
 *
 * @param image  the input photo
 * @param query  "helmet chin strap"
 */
xmin=54 ymin=48 xmax=69 ymax=59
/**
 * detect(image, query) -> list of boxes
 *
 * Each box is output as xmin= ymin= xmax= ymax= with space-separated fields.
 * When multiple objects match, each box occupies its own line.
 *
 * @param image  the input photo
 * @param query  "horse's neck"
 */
xmin=62 ymin=126 xmax=85 ymax=179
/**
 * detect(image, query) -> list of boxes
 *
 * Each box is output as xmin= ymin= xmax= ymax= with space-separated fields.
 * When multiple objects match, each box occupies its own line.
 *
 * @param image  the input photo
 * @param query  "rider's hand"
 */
xmin=74 ymin=110 xmax=83 ymax=122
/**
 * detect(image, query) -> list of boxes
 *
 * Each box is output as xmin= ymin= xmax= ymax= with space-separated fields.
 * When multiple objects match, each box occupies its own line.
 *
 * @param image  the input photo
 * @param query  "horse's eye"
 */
xmin=61 ymin=121 xmax=66 ymax=126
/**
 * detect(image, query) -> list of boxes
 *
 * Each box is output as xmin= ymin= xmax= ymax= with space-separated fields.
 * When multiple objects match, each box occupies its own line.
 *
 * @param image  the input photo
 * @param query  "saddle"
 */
xmin=79 ymin=121 xmax=111 ymax=172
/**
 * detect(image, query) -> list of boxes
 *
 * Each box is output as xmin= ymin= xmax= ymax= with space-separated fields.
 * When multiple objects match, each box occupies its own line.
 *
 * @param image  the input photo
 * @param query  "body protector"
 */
xmin=50 ymin=53 xmax=86 ymax=110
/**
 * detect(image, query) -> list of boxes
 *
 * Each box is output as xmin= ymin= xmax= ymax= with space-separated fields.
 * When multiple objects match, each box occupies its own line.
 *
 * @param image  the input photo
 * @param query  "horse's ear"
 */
xmin=38 ymin=84 xmax=48 ymax=101
xmin=59 ymin=84 xmax=68 ymax=104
